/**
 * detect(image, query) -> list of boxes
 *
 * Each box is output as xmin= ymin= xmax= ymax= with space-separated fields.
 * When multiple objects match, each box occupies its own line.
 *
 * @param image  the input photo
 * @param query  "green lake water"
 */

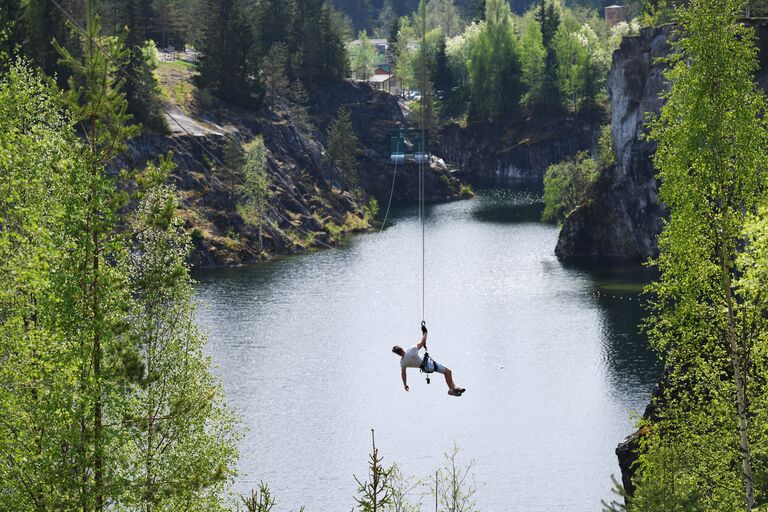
xmin=195 ymin=183 xmax=661 ymax=511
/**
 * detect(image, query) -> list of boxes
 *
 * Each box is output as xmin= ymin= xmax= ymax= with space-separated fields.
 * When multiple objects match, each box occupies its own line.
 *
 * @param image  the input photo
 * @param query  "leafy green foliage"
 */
xmin=434 ymin=444 xmax=478 ymax=512
xmin=0 ymin=6 xmax=240 ymax=510
xmin=542 ymin=151 xmax=598 ymax=224
xmin=402 ymin=0 xmax=613 ymax=124
xmin=597 ymin=124 xmax=615 ymax=167
xmin=554 ymin=13 xmax=609 ymax=112
xmin=238 ymin=136 xmax=273 ymax=249
xmin=633 ymin=0 xmax=768 ymax=510
xmin=0 ymin=59 xmax=88 ymax=511
xmin=123 ymin=180 xmax=241 ymax=511
xmin=387 ymin=464 xmax=424 ymax=512
xmin=519 ymin=10 xmax=547 ymax=109
xmin=467 ymin=0 xmax=523 ymax=122
xmin=351 ymin=30 xmax=378 ymax=80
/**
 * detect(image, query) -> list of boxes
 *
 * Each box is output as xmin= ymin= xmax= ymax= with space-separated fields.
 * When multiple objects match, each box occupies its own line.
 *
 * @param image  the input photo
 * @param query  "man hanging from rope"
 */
xmin=392 ymin=322 xmax=465 ymax=396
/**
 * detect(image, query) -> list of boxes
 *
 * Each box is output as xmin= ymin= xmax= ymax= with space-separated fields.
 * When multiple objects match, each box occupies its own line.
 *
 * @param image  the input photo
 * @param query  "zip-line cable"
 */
xmin=379 ymin=137 xmax=401 ymax=233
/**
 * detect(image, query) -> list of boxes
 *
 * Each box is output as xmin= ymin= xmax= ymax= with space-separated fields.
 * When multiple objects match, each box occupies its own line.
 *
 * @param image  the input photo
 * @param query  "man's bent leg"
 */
xmin=444 ymin=368 xmax=456 ymax=390
xmin=434 ymin=362 xmax=459 ymax=391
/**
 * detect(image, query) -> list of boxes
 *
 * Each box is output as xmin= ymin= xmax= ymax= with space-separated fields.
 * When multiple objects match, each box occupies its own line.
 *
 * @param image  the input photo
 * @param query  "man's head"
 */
xmin=392 ymin=345 xmax=404 ymax=357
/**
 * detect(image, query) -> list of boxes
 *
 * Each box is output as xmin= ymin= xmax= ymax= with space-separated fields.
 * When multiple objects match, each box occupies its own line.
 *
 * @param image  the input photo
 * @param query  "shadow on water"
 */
xmin=564 ymin=259 xmax=663 ymax=400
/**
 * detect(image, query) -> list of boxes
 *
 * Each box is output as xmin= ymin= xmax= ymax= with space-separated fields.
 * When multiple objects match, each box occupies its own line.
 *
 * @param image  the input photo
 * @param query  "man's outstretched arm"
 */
xmin=401 ymin=368 xmax=409 ymax=391
xmin=416 ymin=322 xmax=428 ymax=350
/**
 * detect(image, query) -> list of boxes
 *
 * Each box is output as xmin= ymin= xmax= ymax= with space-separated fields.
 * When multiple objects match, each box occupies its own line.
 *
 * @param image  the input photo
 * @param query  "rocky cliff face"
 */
xmin=123 ymin=81 xmax=460 ymax=267
xmin=557 ymin=21 xmax=768 ymax=260
xmin=556 ymin=25 xmax=673 ymax=261
xmin=436 ymin=115 xmax=602 ymax=180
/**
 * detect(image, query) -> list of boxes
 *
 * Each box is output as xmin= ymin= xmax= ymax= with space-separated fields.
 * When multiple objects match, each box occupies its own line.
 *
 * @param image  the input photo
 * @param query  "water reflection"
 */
xmin=563 ymin=261 xmax=662 ymax=408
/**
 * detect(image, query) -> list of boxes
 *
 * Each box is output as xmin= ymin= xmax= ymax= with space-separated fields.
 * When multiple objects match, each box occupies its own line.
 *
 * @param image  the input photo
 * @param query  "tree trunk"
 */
xmin=720 ymin=214 xmax=755 ymax=511
xmin=93 ymin=214 xmax=103 ymax=512
xmin=90 ymin=113 xmax=104 ymax=512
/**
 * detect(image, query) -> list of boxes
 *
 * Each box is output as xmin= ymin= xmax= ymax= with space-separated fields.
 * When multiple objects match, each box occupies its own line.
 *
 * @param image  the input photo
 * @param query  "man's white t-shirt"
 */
xmin=400 ymin=346 xmax=423 ymax=369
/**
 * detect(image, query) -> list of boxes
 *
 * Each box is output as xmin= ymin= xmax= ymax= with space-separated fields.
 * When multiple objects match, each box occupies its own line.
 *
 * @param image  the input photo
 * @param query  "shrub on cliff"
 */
xmin=542 ymin=151 xmax=598 ymax=224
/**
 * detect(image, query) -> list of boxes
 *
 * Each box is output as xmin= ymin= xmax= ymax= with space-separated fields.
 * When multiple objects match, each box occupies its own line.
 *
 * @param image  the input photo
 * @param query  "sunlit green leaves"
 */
xmin=634 ymin=0 xmax=768 ymax=509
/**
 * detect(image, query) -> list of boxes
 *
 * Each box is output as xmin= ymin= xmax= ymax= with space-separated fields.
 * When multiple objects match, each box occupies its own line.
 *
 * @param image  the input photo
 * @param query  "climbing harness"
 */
xmin=419 ymin=352 xmax=438 ymax=385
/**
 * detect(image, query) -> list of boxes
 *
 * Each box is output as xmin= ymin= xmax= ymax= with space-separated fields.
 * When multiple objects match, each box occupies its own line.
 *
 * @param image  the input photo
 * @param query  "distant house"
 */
xmin=605 ymin=5 xmax=625 ymax=29
xmin=369 ymin=73 xmax=395 ymax=91
xmin=348 ymin=38 xmax=398 ymax=91
xmin=348 ymin=38 xmax=390 ymax=63
xmin=370 ymin=38 xmax=389 ymax=55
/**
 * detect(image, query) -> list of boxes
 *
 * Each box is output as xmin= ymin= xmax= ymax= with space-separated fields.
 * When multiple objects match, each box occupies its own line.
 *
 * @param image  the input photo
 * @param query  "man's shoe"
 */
xmin=448 ymin=389 xmax=462 ymax=396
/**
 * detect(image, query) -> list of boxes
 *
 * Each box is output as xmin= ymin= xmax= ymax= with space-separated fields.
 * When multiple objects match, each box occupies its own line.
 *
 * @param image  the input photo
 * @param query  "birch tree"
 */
xmin=633 ymin=0 xmax=768 ymax=510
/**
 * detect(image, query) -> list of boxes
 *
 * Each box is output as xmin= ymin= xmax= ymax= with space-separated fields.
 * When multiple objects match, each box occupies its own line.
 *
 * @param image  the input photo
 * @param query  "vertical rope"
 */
xmin=420 ymin=0 xmax=427 ymax=324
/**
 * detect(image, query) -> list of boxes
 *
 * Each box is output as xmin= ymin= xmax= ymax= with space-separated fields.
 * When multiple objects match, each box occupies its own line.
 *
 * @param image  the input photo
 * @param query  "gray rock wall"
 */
xmin=557 ymin=21 xmax=768 ymax=261
xmin=556 ymin=25 xmax=673 ymax=261
xmin=436 ymin=116 xmax=602 ymax=181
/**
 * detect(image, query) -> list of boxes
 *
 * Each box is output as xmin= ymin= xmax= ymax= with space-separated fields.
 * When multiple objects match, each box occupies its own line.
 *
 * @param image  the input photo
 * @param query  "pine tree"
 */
xmin=262 ymin=42 xmax=289 ymax=108
xmin=0 ymin=0 xmax=24 ymax=64
xmin=333 ymin=0 xmax=373 ymax=32
xmin=353 ymin=430 xmax=393 ymax=512
xmin=256 ymin=0 xmax=297 ymax=69
xmin=295 ymin=0 xmax=348 ymax=87
xmin=23 ymin=0 xmax=76 ymax=84
xmin=197 ymin=0 xmax=262 ymax=107
xmin=318 ymin=3 xmax=349 ymax=84
xmin=56 ymin=2 xmax=141 ymax=508
xmin=536 ymin=0 xmax=563 ymax=114
xmin=327 ymin=105 xmax=360 ymax=191
xmin=474 ymin=0 xmax=486 ymax=20
xmin=121 ymin=0 xmax=166 ymax=130
xmin=432 ymin=34 xmax=453 ymax=99
xmin=467 ymin=0 xmax=522 ymax=122
xmin=287 ymin=79 xmax=311 ymax=129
